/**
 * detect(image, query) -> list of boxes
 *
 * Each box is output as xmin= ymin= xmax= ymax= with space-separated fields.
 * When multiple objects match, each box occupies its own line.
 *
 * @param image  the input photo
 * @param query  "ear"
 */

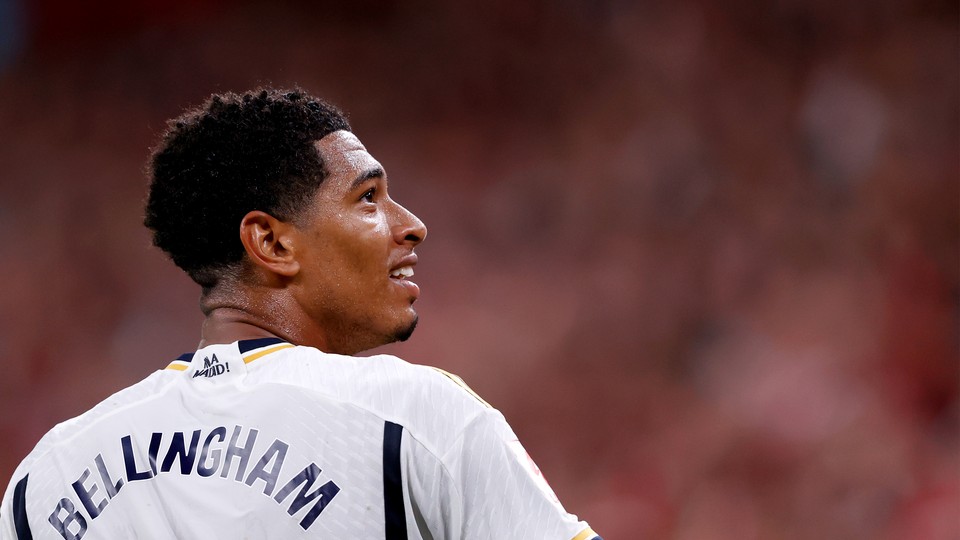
xmin=239 ymin=211 xmax=301 ymax=278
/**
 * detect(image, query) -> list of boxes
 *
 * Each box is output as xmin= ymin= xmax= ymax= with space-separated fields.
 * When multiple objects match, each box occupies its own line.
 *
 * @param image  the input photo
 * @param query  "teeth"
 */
xmin=390 ymin=266 xmax=414 ymax=279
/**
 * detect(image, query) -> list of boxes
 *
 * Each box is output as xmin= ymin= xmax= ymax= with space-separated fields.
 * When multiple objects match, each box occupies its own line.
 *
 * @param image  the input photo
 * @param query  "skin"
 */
xmin=197 ymin=130 xmax=427 ymax=355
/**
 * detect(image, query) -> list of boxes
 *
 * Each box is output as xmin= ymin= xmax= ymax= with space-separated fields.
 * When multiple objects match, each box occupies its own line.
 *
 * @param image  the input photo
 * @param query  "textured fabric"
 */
xmin=0 ymin=340 xmax=594 ymax=539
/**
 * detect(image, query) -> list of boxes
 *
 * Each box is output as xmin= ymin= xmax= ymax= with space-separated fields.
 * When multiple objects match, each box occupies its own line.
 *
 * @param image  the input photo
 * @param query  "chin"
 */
xmin=392 ymin=315 xmax=419 ymax=343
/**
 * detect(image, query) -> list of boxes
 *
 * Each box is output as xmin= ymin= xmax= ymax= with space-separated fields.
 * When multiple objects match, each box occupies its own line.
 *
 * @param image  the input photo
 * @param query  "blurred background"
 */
xmin=0 ymin=0 xmax=957 ymax=538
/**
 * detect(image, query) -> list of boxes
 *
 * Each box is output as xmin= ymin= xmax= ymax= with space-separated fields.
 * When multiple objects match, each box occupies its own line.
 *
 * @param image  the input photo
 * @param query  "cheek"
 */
xmin=301 ymin=211 xmax=391 ymax=280
xmin=321 ymin=225 xmax=390 ymax=282
xmin=348 ymin=218 xmax=391 ymax=263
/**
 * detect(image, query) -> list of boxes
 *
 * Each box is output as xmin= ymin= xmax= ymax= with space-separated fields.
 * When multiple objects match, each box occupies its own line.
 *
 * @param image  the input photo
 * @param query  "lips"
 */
xmin=389 ymin=253 xmax=420 ymax=299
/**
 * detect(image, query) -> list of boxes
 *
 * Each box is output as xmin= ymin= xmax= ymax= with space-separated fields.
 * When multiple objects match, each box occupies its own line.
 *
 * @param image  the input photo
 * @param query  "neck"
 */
xmin=197 ymin=282 xmax=331 ymax=351
xmin=199 ymin=309 xmax=289 ymax=348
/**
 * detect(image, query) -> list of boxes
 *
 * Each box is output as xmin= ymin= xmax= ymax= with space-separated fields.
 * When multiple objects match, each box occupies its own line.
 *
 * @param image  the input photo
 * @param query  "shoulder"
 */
xmin=355 ymin=352 xmax=494 ymax=417
xmin=358 ymin=353 xmax=492 ymax=407
xmin=8 ymin=369 xmax=175 ymax=479
xmin=269 ymin=346 xmax=491 ymax=412
xmin=266 ymin=347 xmax=497 ymax=453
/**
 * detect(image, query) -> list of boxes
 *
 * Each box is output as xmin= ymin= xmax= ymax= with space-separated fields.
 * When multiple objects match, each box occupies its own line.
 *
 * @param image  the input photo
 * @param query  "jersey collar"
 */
xmin=165 ymin=338 xmax=293 ymax=372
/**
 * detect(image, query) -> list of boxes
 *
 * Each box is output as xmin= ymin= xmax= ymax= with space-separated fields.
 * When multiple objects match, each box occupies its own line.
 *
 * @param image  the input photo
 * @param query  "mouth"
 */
xmin=389 ymin=266 xmax=415 ymax=280
xmin=389 ymin=255 xmax=420 ymax=299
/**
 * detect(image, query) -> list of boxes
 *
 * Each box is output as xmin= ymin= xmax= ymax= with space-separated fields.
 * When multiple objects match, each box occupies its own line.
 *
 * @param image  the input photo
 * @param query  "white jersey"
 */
xmin=1 ymin=338 xmax=599 ymax=540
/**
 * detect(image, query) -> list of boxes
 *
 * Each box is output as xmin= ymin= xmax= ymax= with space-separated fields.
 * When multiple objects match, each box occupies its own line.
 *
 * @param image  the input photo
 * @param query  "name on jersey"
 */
xmin=47 ymin=424 xmax=340 ymax=539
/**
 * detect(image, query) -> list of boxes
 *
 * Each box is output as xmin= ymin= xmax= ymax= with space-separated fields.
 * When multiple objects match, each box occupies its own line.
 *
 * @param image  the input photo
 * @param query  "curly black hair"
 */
xmin=144 ymin=88 xmax=351 ymax=287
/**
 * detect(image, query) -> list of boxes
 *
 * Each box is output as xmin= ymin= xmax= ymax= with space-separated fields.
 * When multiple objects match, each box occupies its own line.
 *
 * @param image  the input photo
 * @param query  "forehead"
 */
xmin=314 ymin=130 xmax=382 ymax=181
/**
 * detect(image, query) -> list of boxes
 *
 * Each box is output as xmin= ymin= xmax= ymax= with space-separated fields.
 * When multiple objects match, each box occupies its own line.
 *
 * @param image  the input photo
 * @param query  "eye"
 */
xmin=360 ymin=187 xmax=376 ymax=203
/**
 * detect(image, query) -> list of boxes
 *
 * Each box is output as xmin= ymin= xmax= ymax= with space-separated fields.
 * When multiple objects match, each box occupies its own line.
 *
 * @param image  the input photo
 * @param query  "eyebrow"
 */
xmin=350 ymin=166 xmax=385 ymax=190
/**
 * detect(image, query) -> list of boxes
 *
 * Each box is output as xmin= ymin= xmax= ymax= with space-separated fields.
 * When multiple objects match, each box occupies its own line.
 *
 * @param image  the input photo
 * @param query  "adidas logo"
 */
xmin=193 ymin=354 xmax=230 ymax=378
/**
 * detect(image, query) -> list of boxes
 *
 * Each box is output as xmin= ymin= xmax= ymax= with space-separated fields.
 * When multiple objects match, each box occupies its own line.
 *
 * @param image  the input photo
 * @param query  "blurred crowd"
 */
xmin=0 ymin=1 xmax=956 ymax=538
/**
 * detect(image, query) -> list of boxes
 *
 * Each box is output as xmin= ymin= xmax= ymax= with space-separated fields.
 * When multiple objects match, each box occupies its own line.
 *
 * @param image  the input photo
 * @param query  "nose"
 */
xmin=391 ymin=201 xmax=427 ymax=246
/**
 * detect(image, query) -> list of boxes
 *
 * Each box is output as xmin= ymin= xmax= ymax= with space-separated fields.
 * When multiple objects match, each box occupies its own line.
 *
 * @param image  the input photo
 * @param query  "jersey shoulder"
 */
xmin=263 ymin=347 xmax=498 ymax=456
xmin=7 ymin=369 xmax=175 ymax=483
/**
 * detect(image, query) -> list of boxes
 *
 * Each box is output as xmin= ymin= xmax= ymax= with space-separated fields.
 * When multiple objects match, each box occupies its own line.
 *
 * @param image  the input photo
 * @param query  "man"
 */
xmin=0 ymin=88 xmax=600 ymax=539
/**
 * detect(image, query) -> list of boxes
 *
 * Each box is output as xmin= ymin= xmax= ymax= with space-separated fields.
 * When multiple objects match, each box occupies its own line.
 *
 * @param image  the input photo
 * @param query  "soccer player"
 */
xmin=0 ymin=88 xmax=600 ymax=539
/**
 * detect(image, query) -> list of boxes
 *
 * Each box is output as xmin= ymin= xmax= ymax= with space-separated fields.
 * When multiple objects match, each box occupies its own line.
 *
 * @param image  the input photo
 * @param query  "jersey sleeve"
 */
xmin=438 ymin=408 xmax=598 ymax=540
xmin=0 ymin=474 xmax=17 ymax=539
xmin=0 ymin=467 xmax=34 ymax=540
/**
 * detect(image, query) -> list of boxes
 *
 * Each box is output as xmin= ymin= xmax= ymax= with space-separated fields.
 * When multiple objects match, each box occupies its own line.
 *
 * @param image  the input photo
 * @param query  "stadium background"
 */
xmin=0 ymin=1 xmax=956 ymax=538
